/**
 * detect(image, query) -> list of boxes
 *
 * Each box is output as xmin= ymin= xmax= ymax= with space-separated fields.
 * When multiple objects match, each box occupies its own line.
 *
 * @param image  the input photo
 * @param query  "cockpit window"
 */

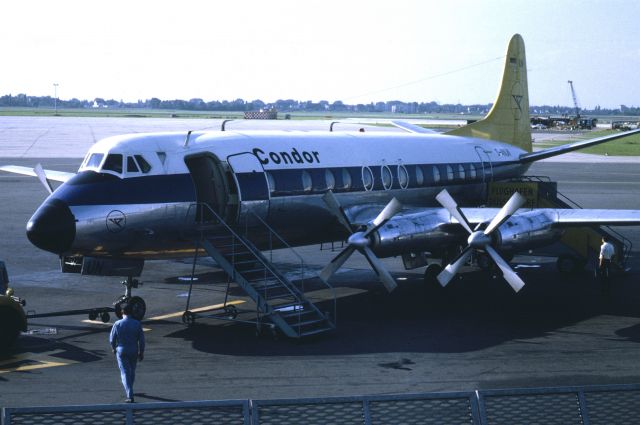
xmin=134 ymin=155 xmax=152 ymax=173
xmin=85 ymin=153 xmax=104 ymax=169
xmin=127 ymin=156 xmax=140 ymax=172
xmin=102 ymin=154 xmax=123 ymax=173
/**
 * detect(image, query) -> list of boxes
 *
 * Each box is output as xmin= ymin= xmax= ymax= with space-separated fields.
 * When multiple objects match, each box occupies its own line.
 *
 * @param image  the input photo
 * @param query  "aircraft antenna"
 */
xmin=221 ymin=119 xmax=233 ymax=131
xmin=183 ymin=130 xmax=193 ymax=148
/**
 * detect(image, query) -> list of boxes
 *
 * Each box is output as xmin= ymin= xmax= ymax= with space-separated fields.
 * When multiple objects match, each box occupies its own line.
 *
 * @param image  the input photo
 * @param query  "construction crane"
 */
xmin=567 ymin=80 xmax=580 ymax=119
xmin=567 ymin=80 xmax=596 ymax=129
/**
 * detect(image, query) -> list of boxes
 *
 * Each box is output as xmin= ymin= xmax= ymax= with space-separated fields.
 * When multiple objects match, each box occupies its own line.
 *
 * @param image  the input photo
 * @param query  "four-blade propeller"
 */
xmin=435 ymin=189 xmax=526 ymax=292
xmin=319 ymin=191 xmax=401 ymax=292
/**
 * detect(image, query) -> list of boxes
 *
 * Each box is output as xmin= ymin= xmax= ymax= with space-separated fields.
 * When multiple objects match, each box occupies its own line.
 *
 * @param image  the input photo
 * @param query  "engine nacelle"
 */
xmin=494 ymin=211 xmax=563 ymax=251
xmin=371 ymin=214 xmax=463 ymax=257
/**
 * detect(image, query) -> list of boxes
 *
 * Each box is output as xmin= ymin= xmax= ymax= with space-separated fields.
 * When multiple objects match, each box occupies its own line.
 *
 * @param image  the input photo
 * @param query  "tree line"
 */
xmin=1 ymin=93 xmax=638 ymax=116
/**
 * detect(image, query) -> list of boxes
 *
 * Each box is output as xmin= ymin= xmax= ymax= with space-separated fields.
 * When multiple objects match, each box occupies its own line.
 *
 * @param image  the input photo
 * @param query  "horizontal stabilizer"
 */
xmin=390 ymin=121 xmax=438 ymax=134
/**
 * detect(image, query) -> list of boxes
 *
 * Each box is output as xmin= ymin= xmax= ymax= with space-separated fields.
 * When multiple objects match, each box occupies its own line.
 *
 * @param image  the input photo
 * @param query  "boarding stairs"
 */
xmin=488 ymin=177 xmax=632 ymax=273
xmin=186 ymin=203 xmax=336 ymax=339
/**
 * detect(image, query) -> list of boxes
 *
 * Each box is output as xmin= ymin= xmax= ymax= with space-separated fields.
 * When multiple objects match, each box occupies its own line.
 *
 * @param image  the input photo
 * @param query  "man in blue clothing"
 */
xmin=109 ymin=302 xmax=145 ymax=403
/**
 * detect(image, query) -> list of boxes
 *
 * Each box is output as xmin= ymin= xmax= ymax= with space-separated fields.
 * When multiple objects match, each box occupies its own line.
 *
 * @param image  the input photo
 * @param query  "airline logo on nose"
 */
xmin=106 ymin=210 xmax=127 ymax=233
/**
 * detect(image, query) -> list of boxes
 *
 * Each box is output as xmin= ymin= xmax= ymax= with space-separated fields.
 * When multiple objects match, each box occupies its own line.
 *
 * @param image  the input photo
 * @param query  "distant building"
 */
xmin=244 ymin=108 xmax=277 ymax=120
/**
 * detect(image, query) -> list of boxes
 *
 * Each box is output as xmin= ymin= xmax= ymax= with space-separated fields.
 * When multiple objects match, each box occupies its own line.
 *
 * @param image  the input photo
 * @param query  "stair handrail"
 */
xmin=246 ymin=211 xmax=337 ymax=328
xmin=188 ymin=203 xmax=302 ymax=309
xmin=188 ymin=203 xmax=336 ymax=332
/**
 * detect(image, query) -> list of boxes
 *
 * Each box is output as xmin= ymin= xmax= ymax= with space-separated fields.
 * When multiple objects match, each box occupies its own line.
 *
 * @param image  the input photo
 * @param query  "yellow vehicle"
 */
xmin=0 ymin=292 xmax=26 ymax=352
xmin=1 ymin=262 xmax=27 ymax=352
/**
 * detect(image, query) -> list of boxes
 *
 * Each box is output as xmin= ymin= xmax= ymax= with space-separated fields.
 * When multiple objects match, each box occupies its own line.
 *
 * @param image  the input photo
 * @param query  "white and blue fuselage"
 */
xmin=26 ymin=130 xmax=530 ymax=260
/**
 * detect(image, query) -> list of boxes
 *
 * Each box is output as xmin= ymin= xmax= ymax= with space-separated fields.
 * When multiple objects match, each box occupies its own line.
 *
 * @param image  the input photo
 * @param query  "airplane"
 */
xmin=2 ymin=34 xmax=640 ymax=329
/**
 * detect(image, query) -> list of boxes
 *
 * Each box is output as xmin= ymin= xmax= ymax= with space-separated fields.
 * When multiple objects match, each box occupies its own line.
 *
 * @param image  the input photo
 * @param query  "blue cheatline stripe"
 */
xmin=53 ymin=172 xmax=197 ymax=206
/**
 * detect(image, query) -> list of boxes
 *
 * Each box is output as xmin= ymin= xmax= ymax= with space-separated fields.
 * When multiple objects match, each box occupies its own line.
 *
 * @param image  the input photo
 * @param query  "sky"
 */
xmin=1 ymin=0 xmax=639 ymax=109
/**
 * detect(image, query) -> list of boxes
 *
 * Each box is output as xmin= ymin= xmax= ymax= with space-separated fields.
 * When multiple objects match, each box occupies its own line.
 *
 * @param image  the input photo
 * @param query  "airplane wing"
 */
xmin=390 ymin=121 xmax=439 ymax=134
xmin=0 ymin=165 xmax=75 ymax=183
xmin=519 ymin=128 xmax=640 ymax=163
xmin=459 ymin=208 xmax=640 ymax=227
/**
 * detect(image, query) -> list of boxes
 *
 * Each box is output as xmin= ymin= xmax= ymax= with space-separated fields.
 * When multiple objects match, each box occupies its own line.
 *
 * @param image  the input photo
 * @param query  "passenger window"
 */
xmin=325 ymin=169 xmax=336 ymax=190
xmin=458 ymin=164 xmax=465 ymax=180
xmin=85 ymin=153 xmax=104 ymax=169
xmin=362 ymin=166 xmax=374 ymax=191
xmin=102 ymin=154 xmax=123 ymax=173
xmin=433 ymin=166 xmax=441 ymax=183
xmin=301 ymin=170 xmax=312 ymax=192
xmin=446 ymin=165 xmax=454 ymax=181
xmin=398 ymin=165 xmax=409 ymax=189
xmin=266 ymin=172 xmax=276 ymax=194
xmin=341 ymin=168 xmax=352 ymax=189
xmin=134 ymin=155 xmax=152 ymax=173
xmin=381 ymin=165 xmax=392 ymax=190
xmin=127 ymin=156 xmax=140 ymax=173
xmin=415 ymin=166 xmax=424 ymax=186
xmin=469 ymin=163 xmax=477 ymax=179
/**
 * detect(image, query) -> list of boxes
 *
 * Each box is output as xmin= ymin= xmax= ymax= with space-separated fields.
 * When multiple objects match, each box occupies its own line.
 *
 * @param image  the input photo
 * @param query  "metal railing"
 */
xmin=245 ymin=211 xmax=337 ymax=329
xmin=5 ymin=383 xmax=640 ymax=425
xmin=188 ymin=203 xmax=302 ymax=307
xmin=185 ymin=203 xmax=335 ymax=335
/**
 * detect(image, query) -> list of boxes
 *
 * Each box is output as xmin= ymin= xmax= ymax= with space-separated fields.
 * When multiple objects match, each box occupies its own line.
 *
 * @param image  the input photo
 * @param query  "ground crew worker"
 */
xmin=598 ymin=236 xmax=615 ymax=292
xmin=109 ymin=302 xmax=145 ymax=403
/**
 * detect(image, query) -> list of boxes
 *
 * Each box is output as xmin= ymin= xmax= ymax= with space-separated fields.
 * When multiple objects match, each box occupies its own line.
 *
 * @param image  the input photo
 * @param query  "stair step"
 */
xmin=242 ymin=268 xmax=272 ymax=277
xmin=298 ymin=326 xmax=334 ymax=338
xmin=198 ymin=228 xmax=334 ymax=339
xmin=280 ymin=308 xmax=316 ymax=319
xmin=272 ymin=303 xmax=307 ymax=312
xmin=285 ymin=317 xmax=326 ymax=328
xmin=234 ymin=259 xmax=261 ymax=267
xmin=246 ymin=276 xmax=280 ymax=285
xmin=216 ymin=247 xmax=251 ymax=255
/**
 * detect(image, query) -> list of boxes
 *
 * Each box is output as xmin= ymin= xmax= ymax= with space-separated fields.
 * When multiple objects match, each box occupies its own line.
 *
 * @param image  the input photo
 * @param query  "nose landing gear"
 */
xmin=113 ymin=276 xmax=146 ymax=321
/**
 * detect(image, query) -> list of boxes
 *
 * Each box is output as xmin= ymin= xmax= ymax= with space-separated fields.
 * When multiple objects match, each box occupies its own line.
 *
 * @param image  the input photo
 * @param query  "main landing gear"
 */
xmin=113 ymin=276 xmax=146 ymax=321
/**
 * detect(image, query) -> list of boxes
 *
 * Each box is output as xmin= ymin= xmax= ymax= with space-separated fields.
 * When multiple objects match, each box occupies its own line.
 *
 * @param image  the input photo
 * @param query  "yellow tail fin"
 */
xmin=446 ymin=34 xmax=531 ymax=152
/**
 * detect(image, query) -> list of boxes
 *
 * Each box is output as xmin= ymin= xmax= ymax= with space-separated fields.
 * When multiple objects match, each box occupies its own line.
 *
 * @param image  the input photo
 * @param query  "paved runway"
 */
xmin=2 ymin=117 xmax=640 ymax=407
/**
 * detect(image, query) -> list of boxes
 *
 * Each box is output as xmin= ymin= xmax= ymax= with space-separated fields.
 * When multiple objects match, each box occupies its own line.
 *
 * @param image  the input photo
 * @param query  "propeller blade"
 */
xmin=435 ymin=189 xmax=473 ymax=234
xmin=322 ymin=190 xmax=353 ymax=232
xmin=484 ymin=192 xmax=526 ymax=235
xmin=368 ymin=197 xmax=402 ymax=232
xmin=437 ymin=247 xmax=473 ymax=287
xmin=319 ymin=245 xmax=356 ymax=282
xmin=362 ymin=246 xmax=397 ymax=292
xmin=34 ymin=163 xmax=53 ymax=194
xmin=485 ymin=245 xmax=525 ymax=292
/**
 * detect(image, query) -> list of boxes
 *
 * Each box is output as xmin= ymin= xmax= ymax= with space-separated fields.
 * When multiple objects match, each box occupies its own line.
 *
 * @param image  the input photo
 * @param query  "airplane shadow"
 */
xmin=166 ymin=266 xmax=640 ymax=356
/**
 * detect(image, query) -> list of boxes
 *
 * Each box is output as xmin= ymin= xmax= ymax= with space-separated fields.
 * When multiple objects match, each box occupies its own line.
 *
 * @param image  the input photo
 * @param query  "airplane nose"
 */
xmin=26 ymin=199 xmax=76 ymax=254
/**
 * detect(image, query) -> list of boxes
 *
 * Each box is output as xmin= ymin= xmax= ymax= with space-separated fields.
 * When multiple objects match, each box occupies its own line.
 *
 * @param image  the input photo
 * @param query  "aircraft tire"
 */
xmin=423 ymin=263 xmax=443 ymax=287
xmin=114 ymin=296 xmax=146 ymax=321
xmin=557 ymin=255 xmax=583 ymax=275
xmin=477 ymin=253 xmax=492 ymax=271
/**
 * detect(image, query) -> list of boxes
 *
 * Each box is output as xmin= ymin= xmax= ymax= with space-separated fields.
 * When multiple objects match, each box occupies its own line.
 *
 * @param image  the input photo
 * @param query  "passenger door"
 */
xmin=227 ymin=152 xmax=270 ymax=221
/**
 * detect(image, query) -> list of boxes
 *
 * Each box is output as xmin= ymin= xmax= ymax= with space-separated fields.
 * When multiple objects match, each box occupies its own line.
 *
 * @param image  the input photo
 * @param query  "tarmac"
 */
xmin=2 ymin=117 xmax=640 ymax=407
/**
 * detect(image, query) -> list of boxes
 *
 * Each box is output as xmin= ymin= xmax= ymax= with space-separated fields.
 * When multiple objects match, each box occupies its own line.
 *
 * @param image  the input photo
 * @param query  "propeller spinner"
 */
xmin=320 ymin=191 xmax=402 ymax=292
xmin=435 ymin=189 xmax=526 ymax=292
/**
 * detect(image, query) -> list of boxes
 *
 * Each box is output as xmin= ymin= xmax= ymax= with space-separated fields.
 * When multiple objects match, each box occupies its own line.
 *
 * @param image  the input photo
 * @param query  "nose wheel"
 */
xmin=113 ymin=276 xmax=146 ymax=321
